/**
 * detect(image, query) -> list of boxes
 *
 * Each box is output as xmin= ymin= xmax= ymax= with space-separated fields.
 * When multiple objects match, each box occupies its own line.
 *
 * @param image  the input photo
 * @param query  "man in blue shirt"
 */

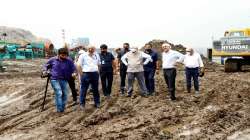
xmin=99 ymin=44 xmax=116 ymax=98
xmin=143 ymin=43 xmax=159 ymax=96
xmin=43 ymin=48 xmax=76 ymax=112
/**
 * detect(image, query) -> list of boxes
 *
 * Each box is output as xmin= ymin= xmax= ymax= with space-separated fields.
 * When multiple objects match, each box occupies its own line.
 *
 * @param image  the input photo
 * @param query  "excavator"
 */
xmin=212 ymin=28 xmax=250 ymax=72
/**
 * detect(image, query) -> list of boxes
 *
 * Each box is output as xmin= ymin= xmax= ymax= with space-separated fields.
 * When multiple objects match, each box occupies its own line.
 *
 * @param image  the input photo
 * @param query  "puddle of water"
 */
xmin=0 ymin=96 xmax=8 ymax=103
xmin=162 ymin=124 xmax=183 ymax=134
xmin=178 ymin=128 xmax=200 ymax=136
xmin=0 ymin=88 xmax=27 ymax=107
xmin=0 ymin=126 xmax=48 ymax=140
xmin=205 ymin=105 xmax=219 ymax=111
xmin=0 ymin=95 xmax=25 ymax=107
xmin=228 ymin=129 xmax=250 ymax=140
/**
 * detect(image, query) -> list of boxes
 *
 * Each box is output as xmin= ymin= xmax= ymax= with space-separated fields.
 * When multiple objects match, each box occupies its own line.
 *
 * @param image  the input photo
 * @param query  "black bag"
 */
xmin=199 ymin=68 xmax=204 ymax=77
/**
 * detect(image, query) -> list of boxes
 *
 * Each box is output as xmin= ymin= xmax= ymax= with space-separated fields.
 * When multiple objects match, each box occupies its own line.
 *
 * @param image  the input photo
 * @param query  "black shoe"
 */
xmin=72 ymin=101 xmax=78 ymax=106
xmin=120 ymin=90 xmax=125 ymax=95
xmin=148 ymin=92 xmax=155 ymax=96
xmin=105 ymin=95 xmax=111 ymax=100
xmin=127 ymin=94 xmax=132 ymax=97
xmin=95 ymin=104 xmax=100 ymax=108
xmin=170 ymin=97 xmax=176 ymax=101
xmin=141 ymin=93 xmax=148 ymax=97
xmin=89 ymin=88 xmax=94 ymax=93
xmin=80 ymin=105 xmax=85 ymax=111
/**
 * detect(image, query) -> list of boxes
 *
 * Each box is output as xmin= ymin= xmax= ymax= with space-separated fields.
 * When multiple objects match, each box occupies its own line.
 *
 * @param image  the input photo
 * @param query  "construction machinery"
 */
xmin=0 ymin=41 xmax=56 ymax=60
xmin=0 ymin=46 xmax=6 ymax=72
xmin=212 ymin=28 xmax=250 ymax=72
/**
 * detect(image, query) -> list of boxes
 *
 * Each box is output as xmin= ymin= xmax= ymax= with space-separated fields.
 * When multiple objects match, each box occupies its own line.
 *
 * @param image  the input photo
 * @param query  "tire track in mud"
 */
xmin=0 ymin=80 xmax=50 ymax=134
xmin=2 ymin=59 xmax=250 ymax=139
xmin=62 ymin=93 xmax=121 ymax=131
xmin=0 ymin=71 xmax=41 ymax=79
xmin=80 ymin=95 xmax=164 ymax=139
xmin=56 ymin=76 xmax=123 ymax=132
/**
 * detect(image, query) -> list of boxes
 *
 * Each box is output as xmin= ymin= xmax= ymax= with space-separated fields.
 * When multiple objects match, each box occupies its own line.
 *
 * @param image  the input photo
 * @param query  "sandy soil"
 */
xmin=0 ymin=59 xmax=250 ymax=140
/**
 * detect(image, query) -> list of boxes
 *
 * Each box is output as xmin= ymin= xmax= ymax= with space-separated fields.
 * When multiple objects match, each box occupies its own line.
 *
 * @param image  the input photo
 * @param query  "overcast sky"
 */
xmin=1 ymin=0 xmax=250 ymax=50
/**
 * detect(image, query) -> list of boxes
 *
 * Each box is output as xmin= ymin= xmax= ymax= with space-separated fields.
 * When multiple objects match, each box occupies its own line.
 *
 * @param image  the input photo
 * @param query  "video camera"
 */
xmin=41 ymin=71 xmax=51 ymax=78
xmin=41 ymin=64 xmax=51 ymax=78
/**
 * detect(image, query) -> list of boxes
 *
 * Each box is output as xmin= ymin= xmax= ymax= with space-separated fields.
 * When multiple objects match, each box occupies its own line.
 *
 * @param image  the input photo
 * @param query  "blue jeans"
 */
xmin=144 ymin=69 xmax=156 ymax=94
xmin=185 ymin=67 xmax=199 ymax=91
xmin=80 ymin=72 xmax=100 ymax=107
xmin=50 ymin=80 xmax=68 ymax=112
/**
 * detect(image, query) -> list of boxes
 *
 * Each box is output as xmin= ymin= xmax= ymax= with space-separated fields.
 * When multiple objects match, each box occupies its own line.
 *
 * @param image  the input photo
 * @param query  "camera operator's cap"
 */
xmin=100 ymin=44 xmax=108 ymax=49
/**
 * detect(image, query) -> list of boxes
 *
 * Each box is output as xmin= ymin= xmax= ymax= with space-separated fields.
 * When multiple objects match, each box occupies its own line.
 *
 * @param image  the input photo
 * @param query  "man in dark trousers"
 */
xmin=99 ymin=44 xmax=116 ymax=99
xmin=66 ymin=48 xmax=78 ymax=106
xmin=78 ymin=45 xmax=101 ymax=109
xmin=161 ymin=43 xmax=183 ymax=101
xmin=68 ymin=68 xmax=78 ymax=105
xmin=117 ymin=43 xmax=130 ymax=95
xmin=43 ymin=48 xmax=76 ymax=112
xmin=143 ymin=43 xmax=159 ymax=96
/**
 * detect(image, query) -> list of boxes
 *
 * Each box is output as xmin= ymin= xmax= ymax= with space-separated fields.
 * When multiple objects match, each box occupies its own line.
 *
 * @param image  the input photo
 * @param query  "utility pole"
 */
xmin=62 ymin=29 xmax=68 ymax=48
xmin=62 ymin=29 xmax=65 ymax=44
xmin=2 ymin=33 xmax=7 ymax=45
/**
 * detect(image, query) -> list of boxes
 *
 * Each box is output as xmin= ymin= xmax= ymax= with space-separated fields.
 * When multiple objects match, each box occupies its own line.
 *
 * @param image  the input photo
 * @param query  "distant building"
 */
xmin=71 ymin=37 xmax=89 ymax=48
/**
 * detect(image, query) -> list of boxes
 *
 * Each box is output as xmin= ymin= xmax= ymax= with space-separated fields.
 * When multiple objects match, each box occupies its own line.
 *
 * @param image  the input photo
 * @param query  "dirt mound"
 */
xmin=143 ymin=39 xmax=186 ymax=54
xmin=0 ymin=26 xmax=49 ymax=44
xmin=143 ymin=40 xmax=219 ymax=71
xmin=0 ymin=59 xmax=250 ymax=139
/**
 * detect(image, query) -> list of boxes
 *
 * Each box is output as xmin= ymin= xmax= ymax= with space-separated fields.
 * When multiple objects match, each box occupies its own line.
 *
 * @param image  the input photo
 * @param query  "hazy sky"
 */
xmin=1 ymin=0 xmax=250 ymax=50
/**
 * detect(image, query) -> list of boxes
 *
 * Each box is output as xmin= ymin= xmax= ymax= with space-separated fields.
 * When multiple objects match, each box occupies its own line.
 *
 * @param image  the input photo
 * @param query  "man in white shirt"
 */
xmin=74 ymin=48 xmax=87 ymax=94
xmin=162 ymin=43 xmax=183 ymax=101
xmin=181 ymin=48 xmax=204 ymax=94
xmin=78 ymin=45 xmax=101 ymax=109
xmin=121 ymin=47 xmax=152 ymax=97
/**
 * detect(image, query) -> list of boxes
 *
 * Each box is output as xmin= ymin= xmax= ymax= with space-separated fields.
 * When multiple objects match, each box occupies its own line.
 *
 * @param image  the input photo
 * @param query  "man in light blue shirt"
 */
xmin=78 ymin=45 xmax=101 ymax=109
xmin=162 ymin=43 xmax=183 ymax=100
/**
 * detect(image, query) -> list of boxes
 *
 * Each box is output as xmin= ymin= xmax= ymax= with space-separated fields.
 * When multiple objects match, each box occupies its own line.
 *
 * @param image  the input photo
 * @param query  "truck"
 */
xmin=212 ymin=28 xmax=250 ymax=72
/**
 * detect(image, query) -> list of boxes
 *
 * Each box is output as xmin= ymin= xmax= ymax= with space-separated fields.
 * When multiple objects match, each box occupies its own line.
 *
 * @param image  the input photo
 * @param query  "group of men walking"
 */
xmin=43 ymin=42 xmax=204 ymax=113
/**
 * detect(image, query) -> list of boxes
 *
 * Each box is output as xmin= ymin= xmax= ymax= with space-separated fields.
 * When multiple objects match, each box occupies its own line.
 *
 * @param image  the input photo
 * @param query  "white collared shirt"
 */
xmin=182 ymin=52 xmax=204 ymax=68
xmin=162 ymin=50 xmax=183 ymax=69
xmin=78 ymin=52 xmax=100 ymax=72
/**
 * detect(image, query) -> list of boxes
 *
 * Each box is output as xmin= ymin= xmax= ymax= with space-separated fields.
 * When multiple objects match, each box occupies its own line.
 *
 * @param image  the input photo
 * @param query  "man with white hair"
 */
xmin=121 ymin=46 xmax=152 ymax=97
xmin=78 ymin=45 xmax=101 ymax=109
xmin=181 ymin=48 xmax=204 ymax=94
xmin=162 ymin=43 xmax=183 ymax=101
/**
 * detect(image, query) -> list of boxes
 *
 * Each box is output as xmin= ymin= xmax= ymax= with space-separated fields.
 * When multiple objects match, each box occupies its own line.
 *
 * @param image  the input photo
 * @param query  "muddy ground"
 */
xmin=0 ymin=59 xmax=250 ymax=140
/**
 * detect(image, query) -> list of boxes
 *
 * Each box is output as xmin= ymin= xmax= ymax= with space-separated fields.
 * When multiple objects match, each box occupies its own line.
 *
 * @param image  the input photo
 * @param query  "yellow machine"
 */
xmin=212 ymin=28 xmax=250 ymax=72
